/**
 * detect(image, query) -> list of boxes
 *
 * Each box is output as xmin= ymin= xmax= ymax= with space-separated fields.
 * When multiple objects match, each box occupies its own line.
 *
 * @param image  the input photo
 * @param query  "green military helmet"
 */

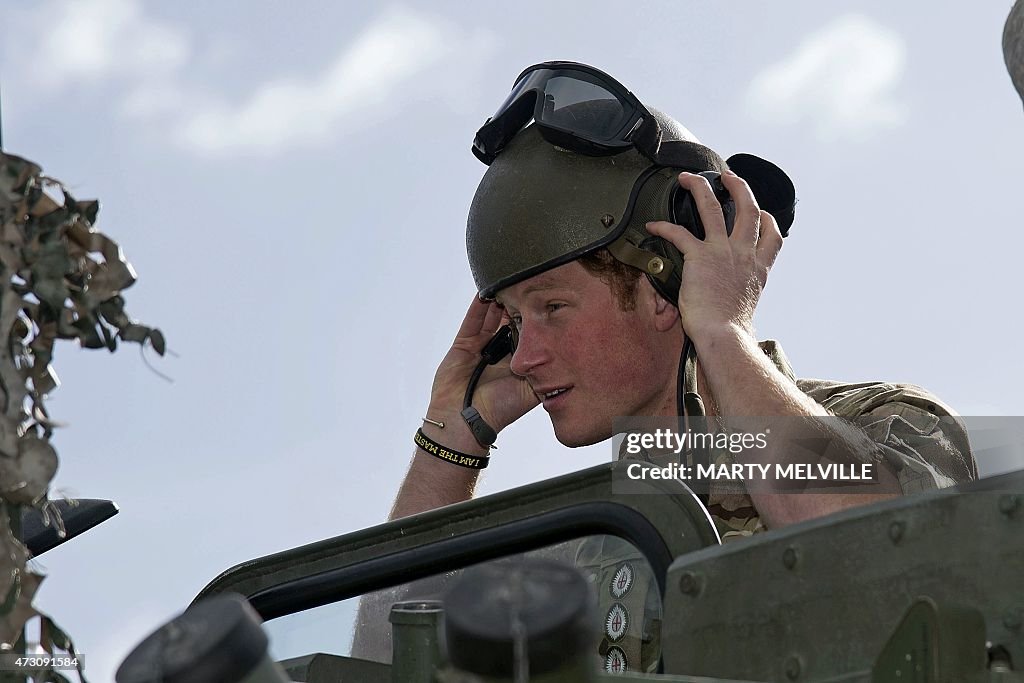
xmin=466 ymin=105 xmax=795 ymax=302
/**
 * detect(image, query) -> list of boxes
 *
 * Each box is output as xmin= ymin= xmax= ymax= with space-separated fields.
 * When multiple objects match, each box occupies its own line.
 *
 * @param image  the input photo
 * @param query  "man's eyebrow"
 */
xmin=496 ymin=278 xmax=566 ymax=307
xmin=521 ymin=280 xmax=564 ymax=296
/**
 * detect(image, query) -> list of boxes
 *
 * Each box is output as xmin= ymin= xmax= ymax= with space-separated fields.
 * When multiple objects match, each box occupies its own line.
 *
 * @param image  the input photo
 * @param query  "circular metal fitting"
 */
xmin=888 ymin=520 xmax=905 ymax=544
xmin=782 ymin=547 xmax=798 ymax=570
xmin=647 ymin=257 xmax=665 ymax=275
xmin=678 ymin=571 xmax=700 ymax=596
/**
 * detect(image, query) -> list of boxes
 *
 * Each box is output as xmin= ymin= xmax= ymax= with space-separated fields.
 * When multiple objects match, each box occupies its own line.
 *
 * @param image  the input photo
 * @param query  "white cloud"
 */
xmin=25 ymin=0 xmax=189 ymax=88
xmin=4 ymin=2 xmax=496 ymax=157
xmin=118 ymin=82 xmax=188 ymax=119
xmin=176 ymin=7 xmax=489 ymax=155
xmin=745 ymin=14 xmax=908 ymax=139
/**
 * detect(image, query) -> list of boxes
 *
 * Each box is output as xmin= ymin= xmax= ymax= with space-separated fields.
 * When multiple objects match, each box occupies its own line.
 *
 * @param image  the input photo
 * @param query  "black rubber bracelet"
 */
xmin=414 ymin=429 xmax=490 ymax=470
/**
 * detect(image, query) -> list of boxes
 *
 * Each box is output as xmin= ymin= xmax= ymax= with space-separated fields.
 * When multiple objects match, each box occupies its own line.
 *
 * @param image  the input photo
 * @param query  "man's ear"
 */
xmin=642 ymin=278 xmax=679 ymax=332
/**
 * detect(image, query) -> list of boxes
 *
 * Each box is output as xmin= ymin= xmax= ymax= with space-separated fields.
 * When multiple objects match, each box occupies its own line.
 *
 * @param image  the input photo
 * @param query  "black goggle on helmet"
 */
xmin=473 ymin=61 xmax=663 ymax=164
xmin=467 ymin=63 xmax=796 ymax=305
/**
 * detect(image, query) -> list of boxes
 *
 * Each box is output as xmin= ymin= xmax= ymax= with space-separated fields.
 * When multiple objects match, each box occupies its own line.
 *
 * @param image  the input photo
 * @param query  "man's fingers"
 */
xmin=678 ymin=172 xmax=729 ymax=241
xmin=755 ymin=210 xmax=783 ymax=273
xmin=645 ymin=219 xmax=702 ymax=254
xmin=480 ymin=299 xmax=505 ymax=336
xmin=720 ymin=170 xmax=760 ymax=247
xmin=455 ymin=295 xmax=494 ymax=338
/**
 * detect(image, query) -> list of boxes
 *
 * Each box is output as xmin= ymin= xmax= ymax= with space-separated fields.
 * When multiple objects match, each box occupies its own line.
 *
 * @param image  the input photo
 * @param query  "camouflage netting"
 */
xmin=0 ymin=151 xmax=164 ymax=682
xmin=1005 ymin=0 xmax=1024 ymax=106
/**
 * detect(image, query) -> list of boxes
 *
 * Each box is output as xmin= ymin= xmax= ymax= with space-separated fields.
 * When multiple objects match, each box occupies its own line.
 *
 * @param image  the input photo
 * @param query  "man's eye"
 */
xmin=510 ymin=315 xmax=523 ymax=328
xmin=546 ymin=303 xmax=565 ymax=313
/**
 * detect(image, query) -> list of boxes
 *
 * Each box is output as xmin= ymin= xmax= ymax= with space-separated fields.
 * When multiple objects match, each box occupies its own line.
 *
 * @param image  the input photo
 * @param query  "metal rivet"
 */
xmin=1003 ymin=610 xmax=1022 ymax=631
xmin=601 ymin=214 xmax=615 ymax=228
xmin=784 ymin=655 xmax=802 ymax=680
xmin=999 ymin=495 xmax=1020 ymax=516
xmin=782 ymin=547 xmax=798 ymax=570
xmin=888 ymin=520 xmax=905 ymax=544
xmin=678 ymin=571 xmax=700 ymax=596
xmin=647 ymin=257 xmax=665 ymax=275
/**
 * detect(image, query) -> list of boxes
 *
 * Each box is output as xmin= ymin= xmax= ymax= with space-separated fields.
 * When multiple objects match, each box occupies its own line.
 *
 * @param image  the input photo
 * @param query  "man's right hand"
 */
xmin=390 ymin=297 xmax=539 ymax=521
xmin=426 ymin=296 xmax=540 ymax=451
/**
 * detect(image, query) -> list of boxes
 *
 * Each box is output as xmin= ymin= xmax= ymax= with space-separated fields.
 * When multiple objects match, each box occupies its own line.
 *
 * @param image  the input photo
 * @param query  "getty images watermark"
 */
xmin=622 ymin=427 xmax=875 ymax=483
xmin=611 ymin=416 xmax=898 ymax=496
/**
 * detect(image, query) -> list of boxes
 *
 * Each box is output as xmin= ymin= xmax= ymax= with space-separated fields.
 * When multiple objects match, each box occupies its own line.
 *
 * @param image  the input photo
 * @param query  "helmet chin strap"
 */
xmin=679 ymin=338 xmax=710 ymax=508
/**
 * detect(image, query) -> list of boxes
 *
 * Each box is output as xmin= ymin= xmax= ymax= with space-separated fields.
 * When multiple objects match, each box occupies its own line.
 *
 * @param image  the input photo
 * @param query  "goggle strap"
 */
xmin=631 ymin=115 xmax=663 ymax=160
xmin=653 ymin=140 xmax=727 ymax=173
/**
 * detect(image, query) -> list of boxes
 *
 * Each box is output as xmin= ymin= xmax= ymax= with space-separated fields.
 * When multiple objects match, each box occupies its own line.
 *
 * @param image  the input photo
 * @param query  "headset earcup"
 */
xmin=646 ymin=171 xmax=737 ymax=304
xmin=671 ymin=186 xmax=705 ymax=240
xmin=671 ymin=172 xmax=736 ymax=237
xmin=725 ymin=153 xmax=795 ymax=236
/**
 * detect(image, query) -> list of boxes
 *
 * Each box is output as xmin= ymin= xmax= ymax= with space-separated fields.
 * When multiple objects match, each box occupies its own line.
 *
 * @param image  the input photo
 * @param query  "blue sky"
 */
xmin=2 ymin=1 xmax=1023 ymax=679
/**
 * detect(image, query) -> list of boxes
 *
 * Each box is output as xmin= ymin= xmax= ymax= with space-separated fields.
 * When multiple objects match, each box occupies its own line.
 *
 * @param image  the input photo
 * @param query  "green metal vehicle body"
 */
xmin=194 ymin=461 xmax=1024 ymax=682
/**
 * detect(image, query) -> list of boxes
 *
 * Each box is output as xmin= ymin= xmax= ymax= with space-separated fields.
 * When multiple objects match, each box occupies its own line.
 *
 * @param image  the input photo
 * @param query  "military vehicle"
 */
xmin=103 ymin=457 xmax=1022 ymax=682
xmin=104 ymin=4 xmax=1024 ymax=680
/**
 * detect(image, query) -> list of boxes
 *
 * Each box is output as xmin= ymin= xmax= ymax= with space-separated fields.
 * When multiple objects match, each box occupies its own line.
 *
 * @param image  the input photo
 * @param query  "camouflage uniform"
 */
xmin=709 ymin=340 xmax=976 ymax=541
xmin=590 ymin=340 xmax=977 ymax=672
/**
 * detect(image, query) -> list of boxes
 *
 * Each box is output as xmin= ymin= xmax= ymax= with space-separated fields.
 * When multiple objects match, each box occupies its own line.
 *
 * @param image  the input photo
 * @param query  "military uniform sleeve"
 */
xmin=797 ymin=379 xmax=977 ymax=492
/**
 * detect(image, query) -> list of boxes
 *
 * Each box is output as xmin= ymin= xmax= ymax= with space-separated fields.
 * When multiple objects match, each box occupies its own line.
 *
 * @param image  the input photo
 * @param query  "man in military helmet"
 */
xmin=354 ymin=62 xmax=978 ymax=672
xmin=391 ymin=62 xmax=976 ymax=537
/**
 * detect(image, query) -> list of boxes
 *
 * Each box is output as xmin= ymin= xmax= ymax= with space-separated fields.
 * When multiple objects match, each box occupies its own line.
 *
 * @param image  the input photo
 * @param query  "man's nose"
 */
xmin=509 ymin=324 xmax=551 ymax=377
